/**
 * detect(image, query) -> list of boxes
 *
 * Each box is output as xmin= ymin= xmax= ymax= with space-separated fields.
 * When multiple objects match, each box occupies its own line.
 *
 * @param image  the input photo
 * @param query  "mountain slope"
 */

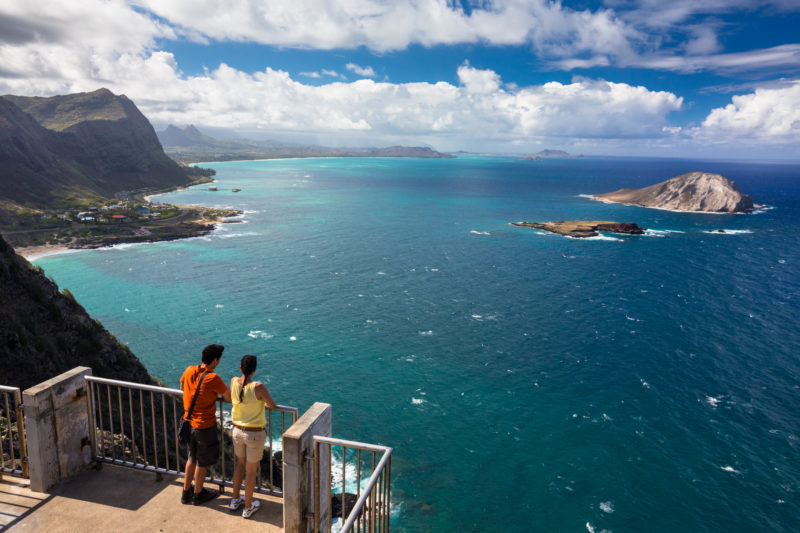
xmin=0 ymin=89 xmax=193 ymax=213
xmin=0 ymin=233 xmax=154 ymax=390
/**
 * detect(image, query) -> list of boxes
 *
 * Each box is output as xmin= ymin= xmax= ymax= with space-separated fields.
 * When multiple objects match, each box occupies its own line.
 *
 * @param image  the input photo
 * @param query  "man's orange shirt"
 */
xmin=180 ymin=365 xmax=227 ymax=429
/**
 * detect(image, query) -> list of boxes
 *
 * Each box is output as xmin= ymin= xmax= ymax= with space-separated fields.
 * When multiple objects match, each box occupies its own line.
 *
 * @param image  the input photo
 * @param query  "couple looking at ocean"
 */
xmin=178 ymin=344 xmax=278 ymax=519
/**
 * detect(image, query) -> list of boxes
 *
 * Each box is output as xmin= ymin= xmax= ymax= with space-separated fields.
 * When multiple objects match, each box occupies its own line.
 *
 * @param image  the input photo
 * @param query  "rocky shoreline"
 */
xmin=512 ymin=220 xmax=646 ymax=238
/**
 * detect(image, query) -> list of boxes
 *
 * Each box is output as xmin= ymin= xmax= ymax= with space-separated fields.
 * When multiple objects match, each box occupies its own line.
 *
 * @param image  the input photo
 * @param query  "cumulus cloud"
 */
xmin=346 ymin=63 xmax=376 ymax=78
xmin=696 ymin=81 xmax=800 ymax=143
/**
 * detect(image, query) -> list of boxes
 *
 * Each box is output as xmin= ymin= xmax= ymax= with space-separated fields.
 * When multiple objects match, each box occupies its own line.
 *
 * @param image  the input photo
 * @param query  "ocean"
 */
xmin=34 ymin=156 xmax=800 ymax=532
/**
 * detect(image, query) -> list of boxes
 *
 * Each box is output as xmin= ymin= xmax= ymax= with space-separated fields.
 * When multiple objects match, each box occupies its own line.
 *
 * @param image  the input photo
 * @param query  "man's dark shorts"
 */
xmin=188 ymin=426 xmax=219 ymax=467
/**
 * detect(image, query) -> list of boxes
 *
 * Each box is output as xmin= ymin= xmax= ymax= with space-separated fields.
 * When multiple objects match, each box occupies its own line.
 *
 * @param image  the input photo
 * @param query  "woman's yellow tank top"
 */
xmin=231 ymin=379 xmax=266 ymax=428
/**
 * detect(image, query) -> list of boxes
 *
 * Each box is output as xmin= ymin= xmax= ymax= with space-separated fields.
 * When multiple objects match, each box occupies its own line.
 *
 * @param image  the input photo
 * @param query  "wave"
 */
xmin=247 ymin=330 xmax=274 ymax=340
xmin=570 ymin=234 xmax=623 ymax=242
xmin=702 ymin=229 xmax=753 ymax=235
xmin=470 ymin=230 xmax=491 ymax=236
xmin=644 ymin=229 xmax=685 ymax=237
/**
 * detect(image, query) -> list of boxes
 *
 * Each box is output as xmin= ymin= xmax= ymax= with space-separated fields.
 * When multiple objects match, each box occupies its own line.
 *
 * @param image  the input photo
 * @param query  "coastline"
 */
xmin=15 ymin=208 xmax=241 ymax=261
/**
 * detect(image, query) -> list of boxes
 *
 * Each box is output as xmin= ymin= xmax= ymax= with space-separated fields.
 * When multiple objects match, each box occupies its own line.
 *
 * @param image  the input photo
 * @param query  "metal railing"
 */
xmin=85 ymin=376 xmax=297 ymax=495
xmin=314 ymin=436 xmax=392 ymax=533
xmin=0 ymin=385 xmax=28 ymax=479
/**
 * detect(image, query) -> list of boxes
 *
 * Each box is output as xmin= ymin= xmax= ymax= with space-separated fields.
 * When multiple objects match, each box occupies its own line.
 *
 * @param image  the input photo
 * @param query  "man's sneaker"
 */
xmin=229 ymin=497 xmax=244 ymax=511
xmin=181 ymin=485 xmax=194 ymax=505
xmin=242 ymin=500 xmax=260 ymax=519
xmin=191 ymin=488 xmax=219 ymax=506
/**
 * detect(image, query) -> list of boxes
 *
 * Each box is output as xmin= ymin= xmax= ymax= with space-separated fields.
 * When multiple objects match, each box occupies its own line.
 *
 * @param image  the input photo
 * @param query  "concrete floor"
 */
xmin=0 ymin=466 xmax=284 ymax=533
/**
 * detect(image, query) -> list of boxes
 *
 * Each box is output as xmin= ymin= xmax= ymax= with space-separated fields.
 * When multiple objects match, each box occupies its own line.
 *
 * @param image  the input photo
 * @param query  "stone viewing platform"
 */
xmin=1 ymin=465 xmax=283 ymax=532
xmin=0 ymin=367 xmax=393 ymax=533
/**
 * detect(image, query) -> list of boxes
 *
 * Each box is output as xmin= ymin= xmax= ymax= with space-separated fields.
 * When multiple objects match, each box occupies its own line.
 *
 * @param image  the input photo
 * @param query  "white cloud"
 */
xmin=346 ymin=63 xmax=376 ymax=78
xmin=696 ymin=81 xmax=800 ymax=143
xmin=299 ymin=71 xmax=321 ymax=78
xmin=634 ymin=44 xmax=800 ymax=74
xmin=130 ymin=0 xmax=638 ymax=61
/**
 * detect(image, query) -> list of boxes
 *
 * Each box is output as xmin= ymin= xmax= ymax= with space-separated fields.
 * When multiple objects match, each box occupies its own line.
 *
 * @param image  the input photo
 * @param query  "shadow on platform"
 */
xmin=1 ymin=465 xmax=283 ymax=532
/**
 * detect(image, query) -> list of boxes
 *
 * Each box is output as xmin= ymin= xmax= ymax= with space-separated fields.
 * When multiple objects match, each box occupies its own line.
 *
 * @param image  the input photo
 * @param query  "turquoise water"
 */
xmin=35 ymin=156 xmax=800 ymax=532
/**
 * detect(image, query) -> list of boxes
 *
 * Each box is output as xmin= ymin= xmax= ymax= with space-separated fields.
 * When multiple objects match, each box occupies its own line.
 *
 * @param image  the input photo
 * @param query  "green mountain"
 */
xmin=0 ymin=89 xmax=194 ymax=221
xmin=0 ymin=233 xmax=154 ymax=390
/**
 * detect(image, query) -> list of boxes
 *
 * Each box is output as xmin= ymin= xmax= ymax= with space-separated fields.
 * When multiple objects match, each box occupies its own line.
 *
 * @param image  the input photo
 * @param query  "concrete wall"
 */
xmin=23 ymin=367 xmax=93 ymax=492
xmin=283 ymin=402 xmax=331 ymax=533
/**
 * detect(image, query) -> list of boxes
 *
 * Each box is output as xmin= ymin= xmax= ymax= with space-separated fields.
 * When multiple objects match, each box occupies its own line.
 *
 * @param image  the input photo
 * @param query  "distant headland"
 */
xmin=512 ymin=220 xmax=645 ymax=238
xmin=589 ymin=172 xmax=758 ymax=213
xmin=158 ymin=124 xmax=453 ymax=163
xmin=523 ymin=149 xmax=581 ymax=160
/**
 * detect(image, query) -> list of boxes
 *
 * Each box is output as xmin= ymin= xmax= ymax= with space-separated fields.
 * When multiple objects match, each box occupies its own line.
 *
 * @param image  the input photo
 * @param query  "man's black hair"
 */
xmin=202 ymin=344 xmax=225 ymax=364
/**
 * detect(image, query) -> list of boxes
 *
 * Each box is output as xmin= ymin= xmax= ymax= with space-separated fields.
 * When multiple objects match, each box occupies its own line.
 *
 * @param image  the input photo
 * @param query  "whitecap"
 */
xmin=247 ymin=330 xmax=273 ymax=340
xmin=599 ymin=501 xmax=614 ymax=514
xmin=778 ymin=259 xmax=786 ymax=264
xmin=640 ymin=379 xmax=650 ymax=389
xmin=215 ymin=304 xmax=224 ymax=308
xmin=625 ymin=315 xmax=641 ymax=322
xmin=419 ymin=330 xmax=433 ymax=336
xmin=721 ymin=465 xmax=740 ymax=474
xmin=570 ymin=234 xmax=623 ymax=242
xmin=411 ymin=398 xmax=426 ymax=405
xmin=705 ymin=396 xmax=721 ymax=408
xmin=472 ymin=314 xmax=483 ymax=320
xmin=377 ymin=271 xmax=386 ymax=275
xmin=703 ymin=229 xmax=753 ymax=235
xmin=644 ymin=229 xmax=685 ymax=237
xmin=289 ymin=336 xmax=297 ymax=341
xmin=470 ymin=230 xmax=491 ymax=236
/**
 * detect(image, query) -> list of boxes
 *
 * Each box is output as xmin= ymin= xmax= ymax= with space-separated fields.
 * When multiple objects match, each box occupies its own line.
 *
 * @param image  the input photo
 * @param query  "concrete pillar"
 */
xmin=283 ymin=402 xmax=332 ymax=533
xmin=23 ymin=367 xmax=93 ymax=492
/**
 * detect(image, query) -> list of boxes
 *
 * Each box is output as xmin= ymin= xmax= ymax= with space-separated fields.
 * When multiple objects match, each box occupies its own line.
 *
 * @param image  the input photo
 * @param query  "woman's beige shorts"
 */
xmin=232 ymin=427 xmax=267 ymax=463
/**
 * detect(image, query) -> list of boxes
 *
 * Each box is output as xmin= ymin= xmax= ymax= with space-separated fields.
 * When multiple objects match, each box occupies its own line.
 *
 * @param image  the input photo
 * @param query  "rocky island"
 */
xmin=512 ymin=221 xmax=645 ymax=238
xmin=590 ymin=172 xmax=756 ymax=213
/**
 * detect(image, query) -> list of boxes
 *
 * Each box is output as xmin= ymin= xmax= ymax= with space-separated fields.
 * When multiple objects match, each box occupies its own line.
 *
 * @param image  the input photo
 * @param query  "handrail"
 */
xmin=314 ymin=435 xmax=393 ymax=533
xmin=0 ymin=385 xmax=28 ymax=478
xmin=84 ymin=375 xmax=297 ymax=496
xmin=84 ymin=375 xmax=298 ymax=414
xmin=340 ymin=446 xmax=393 ymax=533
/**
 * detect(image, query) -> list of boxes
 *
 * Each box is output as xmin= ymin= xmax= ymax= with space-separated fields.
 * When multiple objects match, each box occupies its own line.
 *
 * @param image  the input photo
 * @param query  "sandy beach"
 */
xmin=16 ymin=243 xmax=74 ymax=261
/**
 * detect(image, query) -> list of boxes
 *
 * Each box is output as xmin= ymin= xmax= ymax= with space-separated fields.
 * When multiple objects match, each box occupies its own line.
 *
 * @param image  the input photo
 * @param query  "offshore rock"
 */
xmin=591 ymin=172 xmax=755 ymax=213
xmin=512 ymin=221 xmax=645 ymax=238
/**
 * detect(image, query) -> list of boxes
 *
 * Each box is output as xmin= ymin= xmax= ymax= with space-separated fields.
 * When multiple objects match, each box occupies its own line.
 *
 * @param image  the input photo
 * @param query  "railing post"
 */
xmin=14 ymin=388 xmax=29 ymax=478
xmin=283 ymin=402 xmax=332 ymax=533
xmin=22 ymin=367 xmax=93 ymax=492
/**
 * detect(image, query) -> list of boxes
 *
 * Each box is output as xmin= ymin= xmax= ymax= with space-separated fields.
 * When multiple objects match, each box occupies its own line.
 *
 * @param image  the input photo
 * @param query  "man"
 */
xmin=179 ymin=344 xmax=231 ymax=505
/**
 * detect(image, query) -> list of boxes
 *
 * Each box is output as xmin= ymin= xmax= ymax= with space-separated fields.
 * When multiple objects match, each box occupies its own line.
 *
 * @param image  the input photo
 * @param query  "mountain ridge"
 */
xmin=157 ymin=124 xmax=454 ymax=161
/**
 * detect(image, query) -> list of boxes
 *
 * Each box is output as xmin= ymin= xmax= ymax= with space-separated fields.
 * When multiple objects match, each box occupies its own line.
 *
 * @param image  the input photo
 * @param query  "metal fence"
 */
xmin=314 ymin=436 xmax=392 ymax=533
xmin=85 ymin=376 xmax=297 ymax=495
xmin=0 ymin=385 xmax=28 ymax=479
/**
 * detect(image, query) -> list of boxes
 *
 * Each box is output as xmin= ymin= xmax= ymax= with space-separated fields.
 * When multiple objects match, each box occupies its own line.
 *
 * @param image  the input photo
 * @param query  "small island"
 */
xmin=590 ymin=172 xmax=756 ymax=213
xmin=512 ymin=221 xmax=645 ymax=238
xmin=523 ymin=149 xmax=580 ymax=161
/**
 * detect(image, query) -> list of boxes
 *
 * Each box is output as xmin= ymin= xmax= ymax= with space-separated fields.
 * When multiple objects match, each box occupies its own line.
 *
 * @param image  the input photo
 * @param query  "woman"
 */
xmin=228 ymin=354 xmax=278 ymax=518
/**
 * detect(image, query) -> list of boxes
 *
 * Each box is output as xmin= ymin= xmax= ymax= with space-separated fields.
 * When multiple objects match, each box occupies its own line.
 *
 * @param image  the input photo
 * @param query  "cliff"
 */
xmin=0 ymin=89 xmax=193 ymax=218
xmin=0 ymin=233 xmax=154 ymax=390
xmin=591 ymin=172 xmax=755 ymax=213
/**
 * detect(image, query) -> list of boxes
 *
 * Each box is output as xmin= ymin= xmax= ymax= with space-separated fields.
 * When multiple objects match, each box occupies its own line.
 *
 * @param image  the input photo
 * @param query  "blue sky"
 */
xmin=1 ymin=1 xmax=799 ymax=159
